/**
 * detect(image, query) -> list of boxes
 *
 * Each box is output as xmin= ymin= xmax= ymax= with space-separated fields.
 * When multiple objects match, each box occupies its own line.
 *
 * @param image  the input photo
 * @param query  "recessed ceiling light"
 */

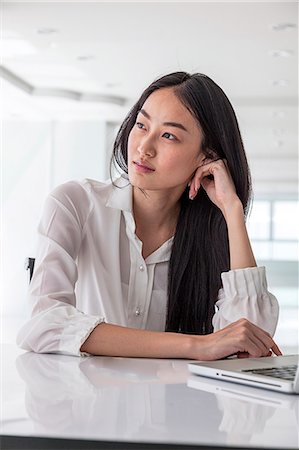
xmin=271 ymin=79 xmax=289 ymax=87
xmin=76 ymin=55 xmax=95 ymax=61
xmin=271 ymin=23 xmax=297 ymax=31
xmin=269 ymin=50 xmax=293 ymax=58
xmin=37 ymin=28 xmax=59 ymax=35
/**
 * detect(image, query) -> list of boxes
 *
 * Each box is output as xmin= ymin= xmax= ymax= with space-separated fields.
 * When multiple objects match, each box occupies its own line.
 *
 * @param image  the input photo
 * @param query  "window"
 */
xmin=247 ymin=200 xmax=299 ymax=261
xmin=247 ymin=200 xmax=298 ymax=352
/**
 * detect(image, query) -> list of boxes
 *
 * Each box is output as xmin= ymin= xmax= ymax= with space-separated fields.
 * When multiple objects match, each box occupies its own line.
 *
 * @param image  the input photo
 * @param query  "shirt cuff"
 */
xmin=59 ymin=314 xmax=105 ymax=356
xmin=221 ymin=266 xmax=268 ymax=299
xmin=213 ymin=266 xmax=279 ymax=336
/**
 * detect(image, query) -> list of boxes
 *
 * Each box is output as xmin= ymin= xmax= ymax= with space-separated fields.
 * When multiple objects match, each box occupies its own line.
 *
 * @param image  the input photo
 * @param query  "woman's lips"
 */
xmin=133 ymin=161 xmax=155 ymax=173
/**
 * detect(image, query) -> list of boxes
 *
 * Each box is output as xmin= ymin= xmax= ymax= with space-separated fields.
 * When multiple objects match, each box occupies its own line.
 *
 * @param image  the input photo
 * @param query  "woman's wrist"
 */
xmin=221 ymin=197 xmax=243 ymax=223
xmin=222 ymin=198 xmax=256 ymax=270
xmin=185 ymin=334 xmax=213 ymax=360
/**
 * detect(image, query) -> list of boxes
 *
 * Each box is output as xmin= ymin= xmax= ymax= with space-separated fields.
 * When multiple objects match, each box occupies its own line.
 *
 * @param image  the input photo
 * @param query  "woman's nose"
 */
xmin=138 ymin=141 xmax=155 ymax=158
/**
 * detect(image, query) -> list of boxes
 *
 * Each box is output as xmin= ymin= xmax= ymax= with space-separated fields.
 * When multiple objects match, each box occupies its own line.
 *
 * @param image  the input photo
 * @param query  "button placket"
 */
xmin=128 ymin=254 xmax=148 ymax=325
xmin=133 ymin=261 xmax=147 ymax=320
xmin=124 ymin=211 xmax=147 ymax=326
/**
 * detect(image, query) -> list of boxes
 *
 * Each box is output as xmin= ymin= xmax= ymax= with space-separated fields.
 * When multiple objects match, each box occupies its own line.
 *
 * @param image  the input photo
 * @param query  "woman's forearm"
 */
xmin=80 ymin=323 xmax=194 ymax=358
xmin=189 ymin=158 xmax=256 ymax=271
xmin=223 ymin=200 xmax=256 ymax=270
xmin=80 ymin=319 xmax=281 ymax=360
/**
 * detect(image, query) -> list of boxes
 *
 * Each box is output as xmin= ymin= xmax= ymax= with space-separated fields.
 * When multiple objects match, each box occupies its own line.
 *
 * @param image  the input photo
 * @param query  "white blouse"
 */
xmin=16 ymin=177 xmax=279 ymax=356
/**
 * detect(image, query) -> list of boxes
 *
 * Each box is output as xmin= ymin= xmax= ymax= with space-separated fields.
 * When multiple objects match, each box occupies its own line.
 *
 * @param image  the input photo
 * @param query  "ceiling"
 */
xmin=1 ymin=1 xmax=298 ymax=198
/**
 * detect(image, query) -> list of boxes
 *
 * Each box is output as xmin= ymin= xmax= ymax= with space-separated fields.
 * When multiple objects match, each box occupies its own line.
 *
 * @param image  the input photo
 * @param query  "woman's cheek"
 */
xmin=127 ymin=134 xmax=135 ymax=162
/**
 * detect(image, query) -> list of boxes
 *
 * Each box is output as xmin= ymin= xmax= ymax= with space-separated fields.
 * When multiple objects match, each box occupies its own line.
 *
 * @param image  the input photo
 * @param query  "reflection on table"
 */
xmin=1 ymin=347 xmax=298 ymax=449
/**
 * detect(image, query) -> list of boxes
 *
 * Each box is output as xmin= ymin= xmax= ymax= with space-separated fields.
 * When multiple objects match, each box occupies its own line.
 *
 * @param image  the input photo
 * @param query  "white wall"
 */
xmin=2 ymin=119 xmax=108 ymax=322
xmin=50 ymin=120 xmax=107 ymax=188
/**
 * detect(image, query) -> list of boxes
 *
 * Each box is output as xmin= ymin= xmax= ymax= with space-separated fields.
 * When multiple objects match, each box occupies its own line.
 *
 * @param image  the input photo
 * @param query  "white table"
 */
xmin=1 ymin=344 xmax=298 ymax=449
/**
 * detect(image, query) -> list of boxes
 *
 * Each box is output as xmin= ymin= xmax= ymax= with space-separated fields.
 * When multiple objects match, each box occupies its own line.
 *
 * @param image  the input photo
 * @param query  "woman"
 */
xmin=17 ymin=72 xmax=280 ymax=359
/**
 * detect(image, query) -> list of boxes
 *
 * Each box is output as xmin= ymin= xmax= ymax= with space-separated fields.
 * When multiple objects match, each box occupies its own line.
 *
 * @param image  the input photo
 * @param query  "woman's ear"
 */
xmin=207 ymin=148 xmax=218 ymax=158
xmin=197 ymin=153 xmax=206 ymax=166
xmin=202 ymin=148 xmax=218 ymax=164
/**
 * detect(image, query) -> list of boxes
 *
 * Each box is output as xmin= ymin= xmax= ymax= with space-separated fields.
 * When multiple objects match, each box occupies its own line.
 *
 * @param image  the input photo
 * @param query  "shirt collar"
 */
xmin=105 ymin=176 xmax=173 ymax=263
xmin=145 ymin=237 xmax=174 ymax=264
xmin=105 ymin=176 xmax=132 ymax=212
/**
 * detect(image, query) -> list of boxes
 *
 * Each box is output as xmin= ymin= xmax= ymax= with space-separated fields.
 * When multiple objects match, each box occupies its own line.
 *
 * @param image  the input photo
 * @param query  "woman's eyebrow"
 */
xmin=139 ymin=108 xmax=189 ymax=133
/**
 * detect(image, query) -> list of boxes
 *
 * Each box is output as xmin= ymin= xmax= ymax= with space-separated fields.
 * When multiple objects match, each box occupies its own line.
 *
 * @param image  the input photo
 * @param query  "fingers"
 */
xmin=189 ymin=165 xmax=210 ymax=199
xmin=188 ymin=158 xmax=227 ymax=200
xmin=237 ymin=352 xmax=250 ymax=358
xmin=246 ymin=334 xmax=272 ymax=357
xmin=236 ymin=327 xmax=269 ymax=357
xmin=245 ymin=321 xmax=282 ymax=356
xmin=222 ymin=318 xmax=282 ymax=358
xmin=245 ymin=324 xmax=273 ymax=355
xmin=270 ymin=342 xmax=283 ymax=356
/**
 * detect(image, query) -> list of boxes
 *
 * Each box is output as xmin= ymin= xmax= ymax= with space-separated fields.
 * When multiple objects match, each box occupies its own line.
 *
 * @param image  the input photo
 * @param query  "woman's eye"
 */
xmin=163 ymin=132 xmax=176 ymax=141
xmin=135 ymin=123 xmax=176 ymax=141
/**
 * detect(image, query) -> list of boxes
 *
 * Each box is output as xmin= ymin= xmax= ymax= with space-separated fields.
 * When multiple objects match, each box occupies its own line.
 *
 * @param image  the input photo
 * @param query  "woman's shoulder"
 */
xmin=47 ymin=176 xmax=129 ymax=216
xmin=50 ymin=178 xmax=112 ymax=203
xmin=43 ymin=179 xmax=113 ymax=223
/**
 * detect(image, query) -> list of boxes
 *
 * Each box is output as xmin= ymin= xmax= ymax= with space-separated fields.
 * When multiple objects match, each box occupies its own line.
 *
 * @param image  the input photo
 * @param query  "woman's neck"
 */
xmin=132 ymin=186 xmax=182 ymax=238
xmin=132 ymin=186 xmax=183 ymax=259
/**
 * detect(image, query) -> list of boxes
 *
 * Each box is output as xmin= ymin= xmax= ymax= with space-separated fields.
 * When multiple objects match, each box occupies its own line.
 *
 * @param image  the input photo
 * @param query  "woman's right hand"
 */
xmin=192 ymin=318 xmax=282 ymax=361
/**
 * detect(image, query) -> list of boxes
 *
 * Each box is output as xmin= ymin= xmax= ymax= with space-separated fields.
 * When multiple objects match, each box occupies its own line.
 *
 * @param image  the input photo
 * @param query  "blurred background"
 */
xmin=1 ymin=1 xmax=298 ymax=352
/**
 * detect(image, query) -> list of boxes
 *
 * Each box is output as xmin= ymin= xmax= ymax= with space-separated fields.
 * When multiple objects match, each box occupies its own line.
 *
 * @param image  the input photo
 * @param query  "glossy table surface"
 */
xmin=1 ymin=344 xmax=298 ymax=449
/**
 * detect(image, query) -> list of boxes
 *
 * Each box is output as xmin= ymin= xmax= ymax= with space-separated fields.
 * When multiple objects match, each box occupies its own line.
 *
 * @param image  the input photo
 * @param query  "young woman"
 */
xmin=17 ymin=72 xmax=281 ymax=359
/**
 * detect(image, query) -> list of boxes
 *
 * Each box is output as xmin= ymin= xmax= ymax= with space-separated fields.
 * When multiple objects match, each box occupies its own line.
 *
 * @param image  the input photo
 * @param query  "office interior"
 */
xmin=1 ymin=2 xmax=298 ymax=353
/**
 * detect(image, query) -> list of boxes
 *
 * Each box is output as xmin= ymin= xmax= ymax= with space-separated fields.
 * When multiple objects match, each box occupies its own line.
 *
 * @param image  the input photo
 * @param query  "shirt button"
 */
xmin=139 ymin=265 xmax=144 ymax=271
xmin=135 ymin=307 xmax=141 ymax=316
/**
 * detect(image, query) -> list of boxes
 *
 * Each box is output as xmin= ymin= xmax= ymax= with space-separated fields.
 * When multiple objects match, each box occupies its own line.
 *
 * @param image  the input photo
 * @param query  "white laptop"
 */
xmin=188 ymin=354 xmax=299 ymax=394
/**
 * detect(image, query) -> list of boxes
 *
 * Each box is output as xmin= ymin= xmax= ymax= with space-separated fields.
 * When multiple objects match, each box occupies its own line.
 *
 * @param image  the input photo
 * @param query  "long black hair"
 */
xmin=111 ymin=72 xmax=252 ymax=334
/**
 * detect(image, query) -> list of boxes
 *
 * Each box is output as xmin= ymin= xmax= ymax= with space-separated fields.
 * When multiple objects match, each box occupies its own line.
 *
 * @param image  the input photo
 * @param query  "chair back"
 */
xmin=25 ymin=257 xmax=35 ymax=282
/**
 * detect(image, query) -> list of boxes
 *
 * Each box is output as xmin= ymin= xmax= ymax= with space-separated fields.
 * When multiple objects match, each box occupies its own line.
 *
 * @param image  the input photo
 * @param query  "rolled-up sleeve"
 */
xmin=212 ymin=266 xmax=279 ymax=336
xmin=16 ymin=181 xmax=104 ymax=356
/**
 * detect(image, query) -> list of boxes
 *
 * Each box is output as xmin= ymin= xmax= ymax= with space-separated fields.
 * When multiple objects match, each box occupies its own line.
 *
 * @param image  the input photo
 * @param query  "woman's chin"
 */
xmin=128 ymin=173 xmax=151 ymax=190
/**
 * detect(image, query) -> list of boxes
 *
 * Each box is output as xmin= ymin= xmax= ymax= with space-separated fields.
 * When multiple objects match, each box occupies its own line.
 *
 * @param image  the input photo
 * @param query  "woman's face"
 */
xmin=127 ymin=87 xmax=204 ymax=193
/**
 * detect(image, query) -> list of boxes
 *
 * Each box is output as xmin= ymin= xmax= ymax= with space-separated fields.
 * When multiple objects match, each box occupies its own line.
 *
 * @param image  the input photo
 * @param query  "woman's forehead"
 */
xmin=140 ymin=88 xmax=201 ymax=136
xmin=141 ymin=88 xmax=198 ymax=125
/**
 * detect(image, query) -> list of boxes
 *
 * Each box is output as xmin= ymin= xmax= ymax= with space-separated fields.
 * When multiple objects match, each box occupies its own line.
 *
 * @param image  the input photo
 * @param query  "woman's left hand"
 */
xmin=189 ymin=158 xmax=241 ymax=216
